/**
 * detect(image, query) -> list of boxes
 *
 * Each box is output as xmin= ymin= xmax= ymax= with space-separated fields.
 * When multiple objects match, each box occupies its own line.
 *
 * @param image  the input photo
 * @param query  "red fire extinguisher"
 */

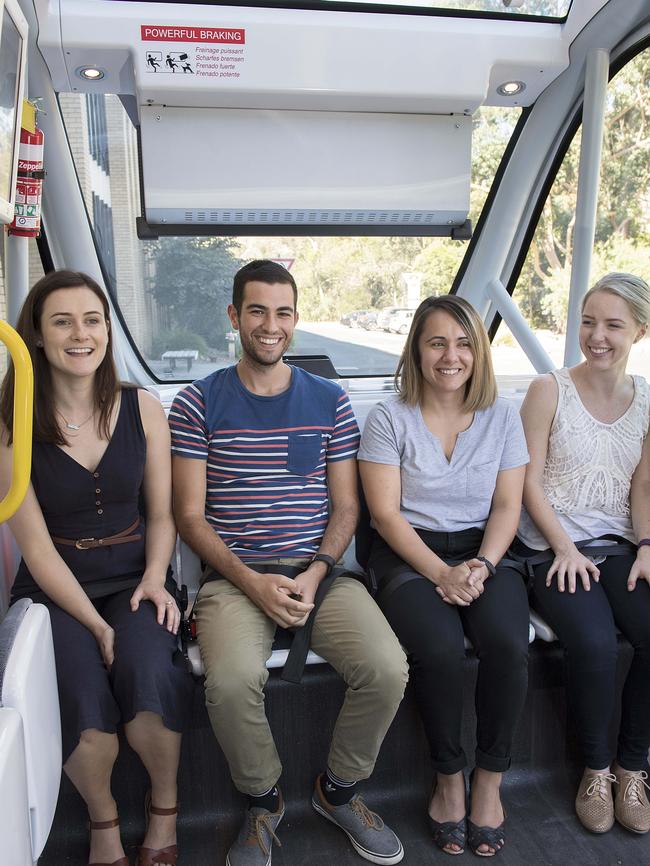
xmin=9 ymin=100 xmax=45 ymax=238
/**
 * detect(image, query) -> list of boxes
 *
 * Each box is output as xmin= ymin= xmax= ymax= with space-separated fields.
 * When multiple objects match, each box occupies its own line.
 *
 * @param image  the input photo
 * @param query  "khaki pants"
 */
xmin=195 ymin=572 xmax=408 ymax=795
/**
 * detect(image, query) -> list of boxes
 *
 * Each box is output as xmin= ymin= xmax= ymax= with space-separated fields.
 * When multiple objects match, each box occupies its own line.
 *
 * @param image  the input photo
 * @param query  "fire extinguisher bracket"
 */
xmin=19 ymin=170 xmax=46 ymax=180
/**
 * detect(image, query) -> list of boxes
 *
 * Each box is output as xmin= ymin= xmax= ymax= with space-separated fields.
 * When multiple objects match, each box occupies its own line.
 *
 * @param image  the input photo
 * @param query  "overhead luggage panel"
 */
xmin=31 ymin=0 xmax=607 ymax=235
xmin=31 ymin=0 xmax=582 ymax=235
xmin=139 ymin=107 xmax=471 ymax=235
xmin=35 ymin=0 xmax=571 ymax=111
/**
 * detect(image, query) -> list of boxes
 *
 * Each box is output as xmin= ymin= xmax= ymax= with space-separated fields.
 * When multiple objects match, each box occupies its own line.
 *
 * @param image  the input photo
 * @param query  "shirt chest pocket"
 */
xmin=465 ymin=460 xmax=499 ymax=513
xmin=287 ymin=432 xmax=323 ymax=475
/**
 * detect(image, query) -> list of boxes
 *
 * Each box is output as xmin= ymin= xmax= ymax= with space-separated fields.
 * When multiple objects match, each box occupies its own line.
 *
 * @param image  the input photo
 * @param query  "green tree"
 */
xmin=238 ymin=236 xmax=436 ymax=319
xmin=515 ymin=48 xmax=650 ymax=331
xmin=145 ymin=237 xmax=244 ymax=348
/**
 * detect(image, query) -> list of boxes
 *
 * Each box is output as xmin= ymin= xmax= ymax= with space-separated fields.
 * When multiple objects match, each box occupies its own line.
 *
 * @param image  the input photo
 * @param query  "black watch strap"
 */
xmin=476 ymin=555 xmax=496 ymax=577
xmin=311 ymin=553 xmax=336 ymax=576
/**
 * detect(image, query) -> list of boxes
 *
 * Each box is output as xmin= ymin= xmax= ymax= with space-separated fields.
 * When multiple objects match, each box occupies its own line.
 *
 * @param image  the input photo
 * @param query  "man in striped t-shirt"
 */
xmin=171 ymin=261 xmax=407 ymax=866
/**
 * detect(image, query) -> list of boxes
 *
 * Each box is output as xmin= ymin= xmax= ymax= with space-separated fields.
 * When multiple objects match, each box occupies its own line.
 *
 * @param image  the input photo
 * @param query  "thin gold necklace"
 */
xmin=57 ymin=408 xmax=95 ymax=432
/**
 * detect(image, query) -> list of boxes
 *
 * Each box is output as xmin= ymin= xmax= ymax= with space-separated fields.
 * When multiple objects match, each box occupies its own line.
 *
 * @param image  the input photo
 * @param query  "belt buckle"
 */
xmin=75 ymin=537 xmax=95 ymax=550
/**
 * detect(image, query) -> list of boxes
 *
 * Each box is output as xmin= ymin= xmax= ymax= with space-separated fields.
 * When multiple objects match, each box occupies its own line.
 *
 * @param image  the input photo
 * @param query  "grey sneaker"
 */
xmin=226 ymin=793 xmax=284 ymax=866
xmin=312 ymin=775 xmax=404 ymax=864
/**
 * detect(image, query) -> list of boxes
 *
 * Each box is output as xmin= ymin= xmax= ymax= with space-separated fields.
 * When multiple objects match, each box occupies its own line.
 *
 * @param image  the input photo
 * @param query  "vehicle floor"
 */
xmin=39 ymin=642 xmax=650 ymax=866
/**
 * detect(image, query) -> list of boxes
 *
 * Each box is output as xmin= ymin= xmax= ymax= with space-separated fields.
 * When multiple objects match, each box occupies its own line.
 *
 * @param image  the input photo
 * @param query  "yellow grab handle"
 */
xmin=0 ymin=321 xmax=33 ymax=522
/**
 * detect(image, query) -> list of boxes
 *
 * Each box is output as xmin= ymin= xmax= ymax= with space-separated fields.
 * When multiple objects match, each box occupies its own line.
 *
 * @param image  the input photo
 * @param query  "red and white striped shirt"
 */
xmin=169 ymin=365 xmax=360 ymax=560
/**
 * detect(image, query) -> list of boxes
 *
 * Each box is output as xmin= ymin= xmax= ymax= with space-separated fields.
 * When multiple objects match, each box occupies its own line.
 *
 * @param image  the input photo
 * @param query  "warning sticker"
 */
xmin=141 ymin=26 xmax=245 ymax=43
xmin=141 ymin=25 xmax=246 ymax=79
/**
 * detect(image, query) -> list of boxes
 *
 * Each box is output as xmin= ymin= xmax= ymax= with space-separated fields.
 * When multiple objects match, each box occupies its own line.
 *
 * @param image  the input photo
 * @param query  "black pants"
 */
xmin=370 ymin=528 xmax=529 ymax=774
xmin=524 ymin=546 xmax=650 ymax=770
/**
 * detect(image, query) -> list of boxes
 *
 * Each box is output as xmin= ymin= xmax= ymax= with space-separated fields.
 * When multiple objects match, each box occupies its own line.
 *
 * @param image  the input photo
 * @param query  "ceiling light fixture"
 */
xmin=497 ymin=80 xmax=526 ymax=96
xmin=76 ymin=66 xmax=105 ymax=81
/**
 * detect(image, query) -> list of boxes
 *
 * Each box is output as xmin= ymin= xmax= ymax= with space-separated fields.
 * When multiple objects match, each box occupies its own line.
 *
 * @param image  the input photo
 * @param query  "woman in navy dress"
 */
xmin=0 ymin=270 xmax=192 ymax=866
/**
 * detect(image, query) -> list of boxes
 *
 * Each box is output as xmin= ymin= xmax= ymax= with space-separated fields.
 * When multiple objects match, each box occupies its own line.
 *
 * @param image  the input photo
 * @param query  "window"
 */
xmin=493 ymin=46 xmax=650 ymax=379
xmin=60 ymin=94 xmax=520 ymax=381
xmin=295 ymin=0 xmax=570 ymax=16
xmin=122 ymin=0 xmax=571 ymax=18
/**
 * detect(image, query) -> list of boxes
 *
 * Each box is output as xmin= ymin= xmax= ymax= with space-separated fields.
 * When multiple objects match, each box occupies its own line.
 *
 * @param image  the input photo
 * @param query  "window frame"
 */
xmin=487 ymin=34 xmax=650 ymax=341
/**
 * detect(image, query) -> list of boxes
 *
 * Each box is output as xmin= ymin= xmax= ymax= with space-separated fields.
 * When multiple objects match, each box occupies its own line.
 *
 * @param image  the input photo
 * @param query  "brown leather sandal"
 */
xmin=88 ymin=817 xmax=130 ymax=866
xmin=136 ymin=794 xmax=179 ymax=866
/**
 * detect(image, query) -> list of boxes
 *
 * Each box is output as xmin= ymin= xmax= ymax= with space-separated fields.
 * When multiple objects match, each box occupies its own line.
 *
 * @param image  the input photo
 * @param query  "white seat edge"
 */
xmin=185 ymin=623 xmax=537 ymax=678
xmin=185 ymin=642 xmax=326 ymax=678
xmin=529 ymin=609 xmax=558 ymax=642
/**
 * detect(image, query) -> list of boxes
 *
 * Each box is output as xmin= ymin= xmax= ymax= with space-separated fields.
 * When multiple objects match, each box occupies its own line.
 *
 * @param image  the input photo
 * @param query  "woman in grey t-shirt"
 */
xmin=359 ymin=295 xmax=529 ymax=858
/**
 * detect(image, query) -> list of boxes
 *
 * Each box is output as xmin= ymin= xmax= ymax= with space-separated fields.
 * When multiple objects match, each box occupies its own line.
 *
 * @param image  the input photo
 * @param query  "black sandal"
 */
xmin=467 ymin=817 xmax=506 ymax=857
xmin=467 ymin=768 xmax=506 ymax=857
xmin=428 ymin=814 xmax=467 ymax=855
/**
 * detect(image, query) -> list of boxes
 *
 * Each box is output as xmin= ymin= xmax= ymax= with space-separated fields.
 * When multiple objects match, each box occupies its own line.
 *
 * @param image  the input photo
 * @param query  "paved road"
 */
xmin=290 ymin=323 xmax=403 ymax=375
xmin=149 ymin=322 xmax=404 ymax=381
xmin=147 ymin=321 xmax=650 ymax=383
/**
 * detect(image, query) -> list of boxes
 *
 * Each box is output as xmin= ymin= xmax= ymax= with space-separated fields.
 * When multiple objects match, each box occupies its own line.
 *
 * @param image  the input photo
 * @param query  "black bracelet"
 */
xmin=638 ymin=538 xmax=650 ymax=549
xmin=476 ymin=555 xmax=496 ymax=576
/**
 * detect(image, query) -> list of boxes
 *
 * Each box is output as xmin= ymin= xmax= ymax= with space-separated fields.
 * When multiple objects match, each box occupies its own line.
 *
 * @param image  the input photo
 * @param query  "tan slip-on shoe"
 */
xmin=575 ymin=770 xmax=617 ymax=833
xmin=613 ymin=766 xmax=650 ymax=834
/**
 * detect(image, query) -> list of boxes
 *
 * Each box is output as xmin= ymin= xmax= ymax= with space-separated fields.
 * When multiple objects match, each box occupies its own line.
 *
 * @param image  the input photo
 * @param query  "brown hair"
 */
xmin=0 ymin=270 xmax=120 ymax=445
xmin=395 ymin=295 xmax=497 ymax=412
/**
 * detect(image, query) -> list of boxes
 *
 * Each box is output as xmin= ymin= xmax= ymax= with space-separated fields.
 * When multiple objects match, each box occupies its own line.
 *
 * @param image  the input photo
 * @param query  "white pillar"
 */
xmin=564 ymin=48 xmax=609 ymax=367
xmin=4 ymin=234 xmax=30 ymax=327
xmin=485 ymin=278 xmax=555 ymax=373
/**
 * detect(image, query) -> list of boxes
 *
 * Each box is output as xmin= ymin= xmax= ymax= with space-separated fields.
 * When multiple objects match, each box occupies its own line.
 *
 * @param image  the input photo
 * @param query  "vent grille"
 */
xmin=180 ymin=209 xmax=449 ymax=225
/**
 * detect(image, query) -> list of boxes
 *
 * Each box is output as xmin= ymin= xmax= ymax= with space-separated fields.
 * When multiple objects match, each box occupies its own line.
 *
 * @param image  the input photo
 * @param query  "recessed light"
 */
xmin=497 ymin=80 xmax=526 ymax=96
xmin=76 ymin=66 xmax=105 ymax=81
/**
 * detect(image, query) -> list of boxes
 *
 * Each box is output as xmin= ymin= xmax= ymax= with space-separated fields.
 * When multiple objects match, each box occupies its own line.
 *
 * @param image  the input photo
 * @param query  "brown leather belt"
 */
xmin=52 ymin=518 xmax=142 ymax=550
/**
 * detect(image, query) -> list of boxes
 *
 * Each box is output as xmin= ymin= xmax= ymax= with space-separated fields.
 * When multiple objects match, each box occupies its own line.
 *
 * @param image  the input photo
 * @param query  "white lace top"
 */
xmin=518 ymin=367 xmax=650 ymax=550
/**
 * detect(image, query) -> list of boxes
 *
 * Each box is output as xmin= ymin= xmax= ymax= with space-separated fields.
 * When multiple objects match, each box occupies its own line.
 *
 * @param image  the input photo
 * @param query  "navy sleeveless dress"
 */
xmin=12 ymin=387 xmax=193 ymax=761
xmin=13 ymin=387 xmax=151 ymax=600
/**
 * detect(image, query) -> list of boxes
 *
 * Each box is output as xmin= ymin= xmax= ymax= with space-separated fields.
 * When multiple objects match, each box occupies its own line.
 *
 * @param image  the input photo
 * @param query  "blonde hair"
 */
xmin=582 ymin=272 xmax=650 ymax=327
xmin=395 ymin=295 xmax=497 ymax=412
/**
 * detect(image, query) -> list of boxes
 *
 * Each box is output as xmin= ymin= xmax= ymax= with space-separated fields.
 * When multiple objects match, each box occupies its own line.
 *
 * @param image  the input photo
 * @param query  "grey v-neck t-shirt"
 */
xmin=358 ymin=396 xmax=529 ymax=532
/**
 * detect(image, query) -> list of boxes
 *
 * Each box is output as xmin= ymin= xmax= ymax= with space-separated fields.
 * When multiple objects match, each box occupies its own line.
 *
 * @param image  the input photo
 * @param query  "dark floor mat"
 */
xmin=39 ymin=768 xmax=650 ymax=865
xmin=38 ymin=642 xmax=649 ymax=865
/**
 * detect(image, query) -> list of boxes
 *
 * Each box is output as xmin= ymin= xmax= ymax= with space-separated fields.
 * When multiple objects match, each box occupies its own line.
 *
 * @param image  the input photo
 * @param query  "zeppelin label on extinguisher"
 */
xmin=18 ymin=144 xmax=43 ymax=172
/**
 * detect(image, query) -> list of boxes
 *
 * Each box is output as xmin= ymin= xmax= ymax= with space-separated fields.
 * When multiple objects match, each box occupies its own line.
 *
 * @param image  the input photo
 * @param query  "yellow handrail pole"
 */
xmin=0 ymin=321 xmax=33 ymax=522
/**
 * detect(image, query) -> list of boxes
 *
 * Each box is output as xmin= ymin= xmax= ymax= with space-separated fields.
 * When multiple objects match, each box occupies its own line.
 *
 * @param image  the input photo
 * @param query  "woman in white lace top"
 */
xmin=517 ymin=272 xmax=650 ymax=837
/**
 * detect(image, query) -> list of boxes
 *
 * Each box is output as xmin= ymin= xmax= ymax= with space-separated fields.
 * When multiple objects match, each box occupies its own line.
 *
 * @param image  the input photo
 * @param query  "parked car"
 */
xmin=358 ymin=311 xmax=379 ymax=330
xmin=340 ymin=309 xmax=370 ymax=327
xmin=376 ymin=306 xmax=405 ymax=331
xmin=388 ymin=308 xmax=416 ymax=335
